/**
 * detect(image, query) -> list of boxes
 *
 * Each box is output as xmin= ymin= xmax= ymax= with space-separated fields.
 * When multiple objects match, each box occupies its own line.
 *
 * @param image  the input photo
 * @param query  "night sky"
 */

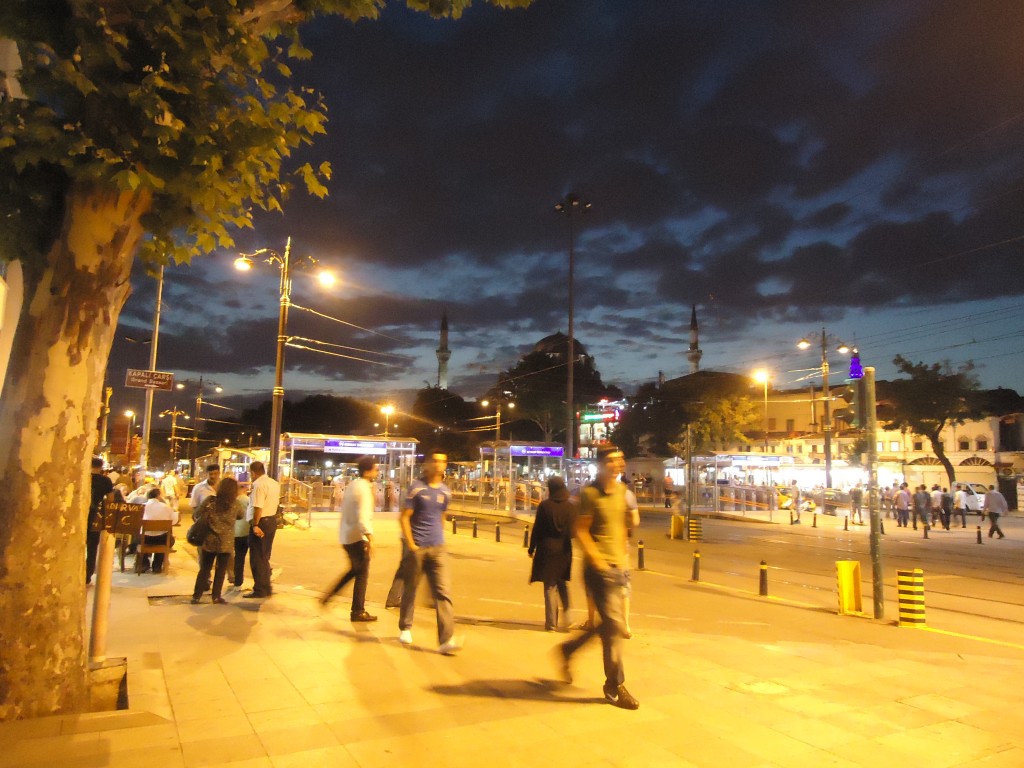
xmin=108 ymin=0 xmax=1024 ymax=423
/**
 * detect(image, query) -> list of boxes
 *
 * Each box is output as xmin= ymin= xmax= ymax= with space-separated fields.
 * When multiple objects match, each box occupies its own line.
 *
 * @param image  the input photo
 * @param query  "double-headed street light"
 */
xmin=159 ymin=406 xmax=190 ymax=463
xmin=752 ymin=370 xmax=770 ymax=453
xmin=124 ymin=410 xmax=136 ymax=470
xmin=481 ymin=399 xmax=515 ymax=511
xmin=797 ymin=328 xmax=850 ymax=490
xmin=555 ymin=192 xmax=590 ymax=459
xmin=176 ymin=376 xmax=223 ymax=473
xmin=235 ymin=237 xmax=335 ymax=480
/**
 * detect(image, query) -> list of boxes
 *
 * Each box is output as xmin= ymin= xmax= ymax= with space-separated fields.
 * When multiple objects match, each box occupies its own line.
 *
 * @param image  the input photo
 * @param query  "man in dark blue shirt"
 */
xmin=397 ymin=452 xmax=461 ymax=654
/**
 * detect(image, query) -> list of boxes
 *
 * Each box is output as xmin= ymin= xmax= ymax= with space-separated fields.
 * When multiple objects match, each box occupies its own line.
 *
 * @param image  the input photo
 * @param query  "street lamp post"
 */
xmin=381 ymin=404 xmax=394 ymax=438
xmin=159 ymin=406 xmax=190 ymax=463
xmin=235 ymin=237 xmax=334 ymax=481
xmin=555 ymin=193 xmax=591 ymax=460
xmin=481 ymin=399 xmax=514 ymax=510
xmin=124 ymin=410 xmax=136 ymax=471
xmin=753 ymin=370 xmax=770 ymax=453
xmin=798 ymin=328 xmax=849 ymax=490
xmin=178 ymin=377 xmax=222 ymax=474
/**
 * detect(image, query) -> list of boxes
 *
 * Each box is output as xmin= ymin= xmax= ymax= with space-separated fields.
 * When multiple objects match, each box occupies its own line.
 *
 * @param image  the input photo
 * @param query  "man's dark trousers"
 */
xmin=561 ymin=564 xmax=626 ymax=690
xmin=248 ymin=517 xmax=277 ymax=596
xmin=326 ymin=541 xmax=371 ymax=614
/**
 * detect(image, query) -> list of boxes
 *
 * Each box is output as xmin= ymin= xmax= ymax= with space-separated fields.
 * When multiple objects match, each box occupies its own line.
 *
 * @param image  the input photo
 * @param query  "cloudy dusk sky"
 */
xmin=109 ymin=1 xmax=1024 ymax=420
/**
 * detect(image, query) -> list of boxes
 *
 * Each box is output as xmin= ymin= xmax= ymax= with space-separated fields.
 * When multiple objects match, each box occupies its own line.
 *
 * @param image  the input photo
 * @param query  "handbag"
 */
xmin=186 ymin=501 xmax=213 ymax=547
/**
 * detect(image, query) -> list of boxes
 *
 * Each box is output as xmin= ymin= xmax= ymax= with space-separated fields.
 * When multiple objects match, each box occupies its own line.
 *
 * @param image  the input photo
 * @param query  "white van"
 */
xmin=955 ymin=482 xmax=990 ymax=513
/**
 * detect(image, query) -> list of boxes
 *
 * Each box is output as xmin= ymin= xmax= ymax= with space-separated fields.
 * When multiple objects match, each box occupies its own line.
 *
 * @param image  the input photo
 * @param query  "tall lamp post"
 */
xmin=797 ymin=328 xmax=849 ymax=490
xmin=752 ymin=370 xmax=770 ymax=453
xmin=177 ymin=377 xmax=222 ymax=474
xmin=124 ymin=410 xmax=136 ymax=471
xmin=381 ymin=404 xmax=394 ymax=438
xmin=555 ymin=193 xmax=590 ymax=460
xmin=481 ymin=399 xmax=514 ymax=510
xmin=160 ymin=406 xmax=190 ymax=464
xmin=235 ymin=238 xmax=334 ymax=480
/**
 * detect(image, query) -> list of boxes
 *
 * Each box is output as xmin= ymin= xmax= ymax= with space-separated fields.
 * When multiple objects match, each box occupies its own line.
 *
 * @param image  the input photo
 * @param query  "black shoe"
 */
xmin=212 ymin=597 xmax=227 ymax=604
xmin=350 ymin=611 xmax=378 ymax=622
xmin=190 ymin=597 xmax=201 ymax=604
xmin=553 ymin=645 xmax=573 ymax=684
xmin=603 ymin=683 xmax=639 ymax=710
xmin=242 ymin=591 xmax=268 ymax=599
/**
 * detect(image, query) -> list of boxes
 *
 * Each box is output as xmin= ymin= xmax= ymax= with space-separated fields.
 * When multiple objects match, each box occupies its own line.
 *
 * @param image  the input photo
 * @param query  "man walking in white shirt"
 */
xmin=321 ymin=456 xmax=378 ymax=621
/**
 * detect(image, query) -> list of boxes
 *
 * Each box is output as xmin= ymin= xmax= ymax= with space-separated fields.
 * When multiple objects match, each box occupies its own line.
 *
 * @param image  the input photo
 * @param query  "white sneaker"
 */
xmin=399 ymin=629 xmax=413 ymax=645
xmin=438 ymin=635 xmax=463 ymax=656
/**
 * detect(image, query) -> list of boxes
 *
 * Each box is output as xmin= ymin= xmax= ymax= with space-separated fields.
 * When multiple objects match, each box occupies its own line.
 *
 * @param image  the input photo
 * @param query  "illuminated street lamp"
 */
xmin=159 ymin=406 xmax=190 ymax=463
xmin=176 ymin=376 xmax=223 ymax=472
xmin=797 ymin=328 xmax=850 ymax=489
xmin=235 ymin=237 xmax=335 ymax=480
xmin=381 ymin=404 xmax=395 ymax=438
xmin=555 ymin=192 xmax=591 ymax=459
xmin=481 ymin=399 xmax=514 ymax=511
xmin=752 ymin=370 xmax=770 ymax=453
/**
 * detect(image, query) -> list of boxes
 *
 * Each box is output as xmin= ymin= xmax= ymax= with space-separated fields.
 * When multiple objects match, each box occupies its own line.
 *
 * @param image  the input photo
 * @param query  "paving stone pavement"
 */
xmin=3 ymin=513 xmax=1024 ymax=768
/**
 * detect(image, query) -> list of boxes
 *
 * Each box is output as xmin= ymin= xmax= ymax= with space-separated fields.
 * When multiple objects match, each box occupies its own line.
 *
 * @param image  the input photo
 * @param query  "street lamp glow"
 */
xmin=753 ymin=370 xmax=769 ymax=385
xmin=317 ymin=270 xmax=336 ymax=287
xmin=124 ymin=410 xmax=135 ymax=418
xmin=797 ymin=338 xmax=811 ymax=350
xmin=233 ymin=255 xmax=254 ymax=271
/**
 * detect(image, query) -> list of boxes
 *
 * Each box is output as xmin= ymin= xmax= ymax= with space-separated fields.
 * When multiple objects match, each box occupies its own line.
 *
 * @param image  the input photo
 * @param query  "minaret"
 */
xmin=686 ymin=304 xmax=702 ymax=374
xmin=435 ymin=311 xmax=451 ymax=389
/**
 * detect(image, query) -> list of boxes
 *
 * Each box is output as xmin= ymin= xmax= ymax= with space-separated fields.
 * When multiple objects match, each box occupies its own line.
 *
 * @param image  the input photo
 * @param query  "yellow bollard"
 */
xmin=670 ymin=514 xmax=686 ymax=540
xmin=897 ymin=568 xmax=926 ymax=628
xmin=836 ymin=560 xmax=863 ymax=614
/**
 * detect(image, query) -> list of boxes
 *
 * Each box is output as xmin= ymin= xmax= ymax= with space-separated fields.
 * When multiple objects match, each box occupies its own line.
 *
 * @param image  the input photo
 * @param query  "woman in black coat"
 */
xmin=528 ymin=476 xmax=576 ymax=631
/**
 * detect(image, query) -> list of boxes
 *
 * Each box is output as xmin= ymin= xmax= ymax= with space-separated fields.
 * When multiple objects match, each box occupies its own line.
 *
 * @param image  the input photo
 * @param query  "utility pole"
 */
xmin=865 ymin=367 xmax=884 ymax=619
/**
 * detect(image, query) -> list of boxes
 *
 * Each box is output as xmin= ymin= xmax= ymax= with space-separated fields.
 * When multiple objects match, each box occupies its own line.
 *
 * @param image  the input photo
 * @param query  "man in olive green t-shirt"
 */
xmin=556 ymin=446 xmax=639 ymax=710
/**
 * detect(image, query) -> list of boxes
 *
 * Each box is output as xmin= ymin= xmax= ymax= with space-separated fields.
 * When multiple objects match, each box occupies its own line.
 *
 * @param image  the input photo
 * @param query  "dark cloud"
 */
xmin=108 ymin=0 xmax=1024 ymax=413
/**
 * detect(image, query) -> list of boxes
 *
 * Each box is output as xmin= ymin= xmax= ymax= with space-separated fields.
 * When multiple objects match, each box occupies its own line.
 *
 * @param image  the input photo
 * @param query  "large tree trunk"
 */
xmin=928 ymin=424 xmax=957 ymax=488
xmin=0 ymin=181 xmax=149 ymax=720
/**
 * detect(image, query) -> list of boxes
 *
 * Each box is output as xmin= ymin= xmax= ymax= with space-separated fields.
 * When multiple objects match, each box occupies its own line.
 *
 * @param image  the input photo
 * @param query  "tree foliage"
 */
xmin=0 ymin=0 xmax=531 ymax=720
xmin=669 ymin=394 xmax=758 ymax=455
xmin=883 ymin=355 xmax=979 ymax=485
xmin=408 ymin=386 xmax=476 ymax=459
xmin=489 ymin=338 xmax=622 ymax=444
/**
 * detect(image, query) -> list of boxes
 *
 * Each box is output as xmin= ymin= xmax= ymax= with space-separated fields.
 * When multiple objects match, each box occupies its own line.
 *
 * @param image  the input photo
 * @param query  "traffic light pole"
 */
xmin=865 ymin=367 xmax=884 ymax=619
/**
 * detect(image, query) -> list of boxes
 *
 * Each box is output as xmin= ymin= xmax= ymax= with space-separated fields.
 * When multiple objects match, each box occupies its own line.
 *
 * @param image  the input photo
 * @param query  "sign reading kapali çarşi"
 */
xmin=125 ymin=369 xmax=175 ymax=391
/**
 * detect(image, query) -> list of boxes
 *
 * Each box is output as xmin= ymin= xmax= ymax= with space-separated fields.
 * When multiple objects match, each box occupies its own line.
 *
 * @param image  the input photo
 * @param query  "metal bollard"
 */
xmin=472 ymin=518 xmax=478 ymax=538
xmin=637 ymin=540 xmax=645 ymax=571
xmin=789 ymin=509 xmax=794 ymax=525
xmin=759 ymin=560 xmax=768 ymax=596
xmin=523 ymin=524 xmax=529 ymax=548
xmin=691 ymin=550 xmax=700 ymax=582
xmin=880 ymin=520 xmax=885 ymax=535
xmin=812 ymin=512 xmax=817 ymax=528
xmin=977 ymin=525 xmax=983 ymax=544
xmin=495 ymin=522 xmax=501 ymax=543
xmin=452 ymin=517 xmax=458 ymax=535
xmin=844 ymin=517 xmax=849 ymax=531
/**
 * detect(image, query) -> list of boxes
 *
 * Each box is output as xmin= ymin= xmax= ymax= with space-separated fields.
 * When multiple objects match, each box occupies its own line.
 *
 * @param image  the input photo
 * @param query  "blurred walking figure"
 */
xmin=953 ymin=484 xmax=969 ymax=528
xmin=321 ymin=456 xmax=378 ymax=621
xmin=528 ymin=476 xmax=575 ymax=632
xmin=912 ymin=485 xmax=930 ymax=531
xmin=556 ymin=446 xmax=639 ymax=710
xmin=895 ymin=483 xmax=911 ymax=527
xmin=984 ymin=484 xmax=1007 ymax=539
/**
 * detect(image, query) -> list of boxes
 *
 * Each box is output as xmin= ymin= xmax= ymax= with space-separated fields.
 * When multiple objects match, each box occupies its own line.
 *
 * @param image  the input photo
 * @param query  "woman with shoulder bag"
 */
xmin=191 ymin=477 xmax=241 ymax=604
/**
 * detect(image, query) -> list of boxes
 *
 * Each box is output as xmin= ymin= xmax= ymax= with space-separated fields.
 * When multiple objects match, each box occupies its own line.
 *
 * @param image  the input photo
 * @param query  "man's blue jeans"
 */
xmin=399 ymin=545 xmax=455 ymax=645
